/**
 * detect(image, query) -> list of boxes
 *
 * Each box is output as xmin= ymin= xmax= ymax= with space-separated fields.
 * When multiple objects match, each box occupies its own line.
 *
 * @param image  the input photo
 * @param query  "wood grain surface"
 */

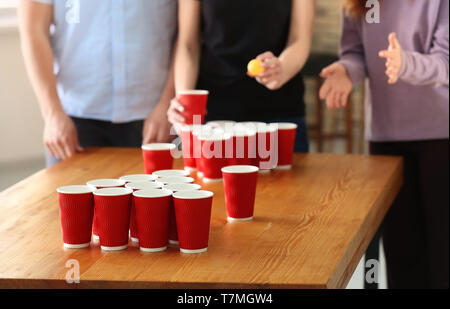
xmin=0 ymin=147 xmax=402 ymax=289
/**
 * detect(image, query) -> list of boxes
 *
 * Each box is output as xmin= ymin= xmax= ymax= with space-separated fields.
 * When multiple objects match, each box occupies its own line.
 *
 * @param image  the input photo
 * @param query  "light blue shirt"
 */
xmin=33 ymin=0 xmax=177 ymax=123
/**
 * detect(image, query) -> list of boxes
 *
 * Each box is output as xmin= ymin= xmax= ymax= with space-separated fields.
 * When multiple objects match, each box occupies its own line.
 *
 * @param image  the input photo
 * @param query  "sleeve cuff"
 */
xmin=339 ymin=58 xmax=366 ymax=86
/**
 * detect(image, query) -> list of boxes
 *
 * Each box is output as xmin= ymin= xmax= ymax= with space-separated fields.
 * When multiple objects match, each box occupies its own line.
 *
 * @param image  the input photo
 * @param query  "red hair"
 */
xmin=344 ymin=0 xmax=382 ymax=18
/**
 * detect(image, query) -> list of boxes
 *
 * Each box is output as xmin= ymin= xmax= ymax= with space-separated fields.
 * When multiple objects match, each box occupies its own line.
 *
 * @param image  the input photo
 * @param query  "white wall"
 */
xmin=0 ymin=10 xmax=45 ymax=164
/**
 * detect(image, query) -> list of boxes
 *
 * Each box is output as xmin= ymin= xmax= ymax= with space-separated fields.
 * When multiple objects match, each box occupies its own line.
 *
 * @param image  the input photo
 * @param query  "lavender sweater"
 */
xmin=339 ymin=0 xmax=449 ymax=142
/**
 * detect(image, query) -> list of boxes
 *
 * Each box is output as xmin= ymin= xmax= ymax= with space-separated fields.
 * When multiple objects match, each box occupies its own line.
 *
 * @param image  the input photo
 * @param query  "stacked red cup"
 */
xmin=93 ymin=187 xmax=133 ymax=251
xmin=86 ymin=178 xmax=126 ymax=241
xmin=198 ymin=129 xmax=232 ymax=183
xmin=191 ymin=125 xmax=215 ymax=178
xmin=173 ymin=190 xmax=214 ymax=253
xmin=125 ymin=181 xmax=162 ymax=243
xmin=141 ymin=143 xmax=177 ymax=174
xmin=133 ymin=188 xmax=173 ymax=252
xmin=227 ymin=124 xmax=257 ymax=166
xmin=163 ymin=183 xmax=202 ymax=246
xmin=57 ymin=185 xmax=95 ymax=248
xmin=179 ymin=125 xmax=202 ymax=172
xmin=270 ymin=122 xmax=298 ymax=170
xmin=177 ymin=90 xmax=209 ymax=125
xmin=221 ymin=165 xmax=259 ymax=222
xmin=241 ymin=122 xmax=278 ymax=173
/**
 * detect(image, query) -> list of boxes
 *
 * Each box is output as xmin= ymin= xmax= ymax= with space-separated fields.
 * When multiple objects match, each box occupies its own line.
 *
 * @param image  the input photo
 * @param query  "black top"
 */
xmin=197 ymin=0 xmax=305 ymax=122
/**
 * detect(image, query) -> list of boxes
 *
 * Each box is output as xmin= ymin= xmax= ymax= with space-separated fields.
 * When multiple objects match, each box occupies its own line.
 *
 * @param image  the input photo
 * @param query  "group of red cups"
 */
xmin=57 ymin=171 xmax=213 ymax=254
xmin=141 ymin=90 xmax=298 ymax=182
xmin=57 ymin=90 xmax=298 ymax=254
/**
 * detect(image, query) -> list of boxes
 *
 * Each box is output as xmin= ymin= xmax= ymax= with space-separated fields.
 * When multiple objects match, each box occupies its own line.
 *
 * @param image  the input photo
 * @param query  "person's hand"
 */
xmin=379 ymin=32 xmax=403 ymax=84
xmin=167 ymin=98 xmax=186 ymax=125
xmin=43 ymin=110 xmax=83 ymax=160
xmin=252 ymin=51 xmax=286 ymax=90
xmin=143 ymin=101 xmax=173 ymax=144
xmin=319 ymin=62 xmax=353 ymax=109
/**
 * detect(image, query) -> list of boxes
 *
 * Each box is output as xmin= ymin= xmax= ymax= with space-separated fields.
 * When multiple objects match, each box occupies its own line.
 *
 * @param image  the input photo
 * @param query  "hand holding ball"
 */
xmin=247 ymin=59 xmax=265 ymax=77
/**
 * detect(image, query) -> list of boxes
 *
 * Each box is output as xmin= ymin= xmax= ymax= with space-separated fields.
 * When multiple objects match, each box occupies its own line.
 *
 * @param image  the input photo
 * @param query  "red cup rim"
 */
xmin=197 ymin=132 xmax=232 ymax=141
xmin=153 ymin=169 xmax=190 ymax=178
xmin=125 ymin=181 xmax=161 ymax=190
xmin=173 ymin=190 xmax=214 ymax=200
xmin=221 ymin=165 xmax=260 ymax=174
xmin=179 ymin=124 xmax=204 ymax=133
xmin=163 ymin=183 xmax=202 ymax=192
xmin=238 ymin=122 xmax=277 ymax=133
xmin=56 ymin=185 xmax=95 ymax=194
xmin=206 ymin=120 xmax=236 ymax=127
xmin=133 ymin=188 xmax=173 ymax=198
xmin=156 ymin=176 xmax=195 ymax=185
xmin=177 ymin=89 xmax=209 ymax=96
xmin=192 ymin=125 xmax=223 ymax=137
xmin=270 ymin=122 xmax=298 ymax=130
xmin=86 ymin=179 xmax=126 ymax=188
xmin=119 ymin=174 xmax=157 ymax=182
xmin=141 ymin=143 xmax=176 ymax=151
xmin=93 ymin=187 xmax=133 ymax=196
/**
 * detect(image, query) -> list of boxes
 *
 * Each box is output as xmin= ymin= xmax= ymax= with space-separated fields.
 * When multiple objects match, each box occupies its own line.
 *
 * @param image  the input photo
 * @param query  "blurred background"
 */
xmin=0 ymin=0 xmax=382 ymax=288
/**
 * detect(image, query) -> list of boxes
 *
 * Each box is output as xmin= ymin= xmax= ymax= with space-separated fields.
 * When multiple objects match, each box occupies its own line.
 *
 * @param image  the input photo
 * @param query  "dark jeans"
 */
xmin=45 ymin=117 xmax=144 ymax=167
xmin=370 ymin=139 xmax=449 ymax=289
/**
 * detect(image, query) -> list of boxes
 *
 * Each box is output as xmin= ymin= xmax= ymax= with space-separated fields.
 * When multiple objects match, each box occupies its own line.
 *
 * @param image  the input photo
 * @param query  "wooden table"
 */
xmin=0 ymin=148 xmax=402 ymax=289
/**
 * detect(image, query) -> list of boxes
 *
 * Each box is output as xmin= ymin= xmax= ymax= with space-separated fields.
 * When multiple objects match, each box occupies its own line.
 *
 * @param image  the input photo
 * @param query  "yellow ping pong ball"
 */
xmin=247 ymin=59 xmax=265 ymax=76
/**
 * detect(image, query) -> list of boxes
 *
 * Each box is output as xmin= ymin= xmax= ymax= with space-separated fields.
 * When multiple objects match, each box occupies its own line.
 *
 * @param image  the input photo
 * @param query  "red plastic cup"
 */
xmin=153 ymin=169 xmax=190 ymax=178
xmin=57 ymin=185 xmax=95 ymax=248
xmin=227 ymin=125 xmax=257 ymax=166
xmin=179 ymin=125 xmax=198 ymax=172
xmin=221 ymin=165 xmax=259 ymax=222
xmin=93 ymin=188 xmax=133 ymax=251
xmin=198 ymin=131 xmax=232 ymax=183
xmin=142 ymin=143 xmax=176 ymax=174
xmin=125 ymin=181 xmax=162 ymax=243
xmin=177 ymin=90 xmax=209 ymax=125
xmin=191 ymin=125 xmax=215 ymax=178
xmin=173 ymin=190 xmax=214 ymax=253
xmin=86 ymin=179 xmax=126 ymax=240
xmin=119 ymin=174 xmax=157 ymax=183
xmin=271 ymin=123 xmax=298 ymax=170
xmin=133 ymin=189 xmax=173 ymax=252
xmin=163 ymin=183 xmax=202 ymax=245
xmin=156 ymin=176 xmax=195 ymax=186
xmin=253 ymin=123 xmax=278 ymax=173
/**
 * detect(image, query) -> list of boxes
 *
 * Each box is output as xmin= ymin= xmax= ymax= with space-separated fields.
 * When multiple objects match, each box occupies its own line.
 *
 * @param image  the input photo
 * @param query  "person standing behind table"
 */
xmin=167 ymin=0 xmax=315 ymax=152
xmin=319 ymin=0 xmax=449 ymax=288
xmin=18 ymin=0 xmax=177 ymax=166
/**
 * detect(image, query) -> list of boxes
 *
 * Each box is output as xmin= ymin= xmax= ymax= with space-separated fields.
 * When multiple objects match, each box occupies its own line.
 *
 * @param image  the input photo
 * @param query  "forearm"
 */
xmin=279 ymin=39 xmax=311 ymax=85
xmin=278 ymin=0 xmax=314 ymax=86
xmin=174 ymin=42 xmax=200 ymax=93
xmin=19 ymin=27 xmax=63 ymax=120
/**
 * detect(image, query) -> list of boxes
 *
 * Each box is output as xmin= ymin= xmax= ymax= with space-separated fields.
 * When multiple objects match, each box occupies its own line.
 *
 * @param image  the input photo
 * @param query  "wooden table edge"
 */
xmin=326 ymin=156 xmax=403 ymax=288
xmin=0 ymin=278 xmax=327 ymax=289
